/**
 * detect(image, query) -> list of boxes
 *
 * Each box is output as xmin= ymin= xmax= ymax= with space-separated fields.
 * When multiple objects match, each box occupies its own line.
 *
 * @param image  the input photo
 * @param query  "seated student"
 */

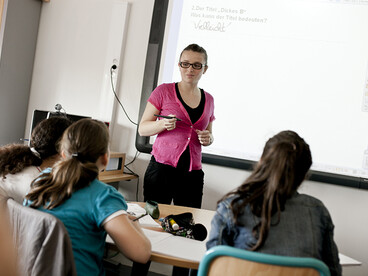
xmin=0 ymin=116 xmax=72 ymax=203
xmin=206 ymin=130 xmax=342 ymax=276
xmin=25 ymin=118 xmax=151 ymax=276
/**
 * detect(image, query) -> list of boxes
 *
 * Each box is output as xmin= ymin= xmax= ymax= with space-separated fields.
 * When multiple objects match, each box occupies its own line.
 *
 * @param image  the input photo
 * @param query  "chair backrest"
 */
xmin=198 ymin=245 xmax=330 ymax=276
xmin=1 ymin=194 xmax=77 ymax=276
xmin=0 ymin=196 xmax=17 ymax=276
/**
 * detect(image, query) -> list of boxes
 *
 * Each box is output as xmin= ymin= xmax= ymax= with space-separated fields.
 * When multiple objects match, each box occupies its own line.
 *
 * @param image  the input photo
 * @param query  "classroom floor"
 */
xmin=104 ymin=253 xmax=172 ymax=276
xmin=104 ymin=260 xmax=166 ymax=276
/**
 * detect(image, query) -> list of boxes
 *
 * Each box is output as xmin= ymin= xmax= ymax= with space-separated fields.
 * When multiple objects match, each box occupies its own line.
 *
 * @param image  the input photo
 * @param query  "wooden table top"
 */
xmin=133 ymin=202 xmax=216 ymax=269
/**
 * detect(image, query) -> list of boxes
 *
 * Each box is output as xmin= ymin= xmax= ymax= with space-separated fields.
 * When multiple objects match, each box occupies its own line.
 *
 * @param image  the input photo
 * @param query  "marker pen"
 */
xmin=133 ymin=213 xmax=148 ymax=221
xmin=154 ymin=114 xmax=182 ymax=121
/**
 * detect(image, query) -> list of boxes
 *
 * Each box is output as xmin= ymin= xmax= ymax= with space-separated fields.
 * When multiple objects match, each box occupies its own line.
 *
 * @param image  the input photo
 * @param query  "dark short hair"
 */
xmin=0 ymin=116 xmax=72 ymax=177
xmin=31 ymin=116 xmax=72 ymax=159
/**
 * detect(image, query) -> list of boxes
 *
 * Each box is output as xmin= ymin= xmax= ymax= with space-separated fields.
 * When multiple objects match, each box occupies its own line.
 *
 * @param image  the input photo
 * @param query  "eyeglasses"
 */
xmin=179 ymin=62 xmax=206 ymax=70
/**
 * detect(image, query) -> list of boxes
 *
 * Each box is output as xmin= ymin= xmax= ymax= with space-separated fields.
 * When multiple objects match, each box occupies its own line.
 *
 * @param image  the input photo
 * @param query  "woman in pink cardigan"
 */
xmin=137 ymin=43 xmax=215 ymax=276
xmin=139 ymin=43 xmax=215 ymax=209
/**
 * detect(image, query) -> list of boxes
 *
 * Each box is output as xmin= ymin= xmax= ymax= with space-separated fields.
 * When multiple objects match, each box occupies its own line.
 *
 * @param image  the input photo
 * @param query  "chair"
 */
xmin=0 ymin=194 xmax=77 ymax=276
xmin=197 ymin=245 xmax=330 ymax=276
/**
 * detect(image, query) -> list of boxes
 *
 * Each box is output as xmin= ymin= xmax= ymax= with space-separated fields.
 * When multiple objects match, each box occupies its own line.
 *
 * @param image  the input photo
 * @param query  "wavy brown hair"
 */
xmin=26 ymin=119 xmax=109 ymax=209
xmin=221 ymin=130 xmax=312 ymax=251
xmin=0 ymin=117 xmax=72 ymax=178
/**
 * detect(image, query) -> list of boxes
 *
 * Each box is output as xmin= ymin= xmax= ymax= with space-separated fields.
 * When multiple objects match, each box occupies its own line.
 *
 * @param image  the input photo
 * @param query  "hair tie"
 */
xmin=30 ymin=147 xmax=41 ymax=159
xmin=71 ymin=153 xmax=78 ymax=157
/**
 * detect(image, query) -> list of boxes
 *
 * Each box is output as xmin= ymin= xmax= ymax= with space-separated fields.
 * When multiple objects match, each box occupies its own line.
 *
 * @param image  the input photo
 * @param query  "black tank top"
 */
xmin=175 ymin=83 xmax=205 ymax=171
xmin=175 ymin=83 xmax=205 ymax=124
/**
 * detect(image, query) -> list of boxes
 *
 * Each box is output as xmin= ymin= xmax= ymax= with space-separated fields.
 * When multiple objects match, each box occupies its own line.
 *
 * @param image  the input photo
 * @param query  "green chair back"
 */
xmin=198 ymin=245 xmax=330 ymax=276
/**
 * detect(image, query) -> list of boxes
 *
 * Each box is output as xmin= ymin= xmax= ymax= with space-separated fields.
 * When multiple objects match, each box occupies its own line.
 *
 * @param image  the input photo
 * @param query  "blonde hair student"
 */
xmin=25 ymin=118 xmax=151 ymax=276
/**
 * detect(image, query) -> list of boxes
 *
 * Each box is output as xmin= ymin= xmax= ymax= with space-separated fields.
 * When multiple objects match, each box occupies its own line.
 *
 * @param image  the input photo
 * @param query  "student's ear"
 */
xmin=97 ymin=153 xmax=109 ymax=172
xmin=101 ymin=153 xmax=109 ymax=167
xmin=61 ymin=150 xmax=67 ymax=159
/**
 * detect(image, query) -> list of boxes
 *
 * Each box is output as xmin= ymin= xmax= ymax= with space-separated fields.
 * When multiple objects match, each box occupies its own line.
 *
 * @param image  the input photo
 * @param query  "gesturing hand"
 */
xmin=196 ymin=129 xmax=213 ymax=146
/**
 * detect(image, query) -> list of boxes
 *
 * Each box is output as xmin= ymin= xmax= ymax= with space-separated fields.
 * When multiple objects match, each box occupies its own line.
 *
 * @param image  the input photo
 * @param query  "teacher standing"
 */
xmin=139 ymin=43 xmax=215 ymax=209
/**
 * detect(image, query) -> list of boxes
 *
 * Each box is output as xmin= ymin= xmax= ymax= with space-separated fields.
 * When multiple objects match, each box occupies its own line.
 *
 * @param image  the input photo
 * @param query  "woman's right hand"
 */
xmin=139 ymin=102 xmax=178 ymax=136
xmin=162 ymin=114 xmax=177 ymax=131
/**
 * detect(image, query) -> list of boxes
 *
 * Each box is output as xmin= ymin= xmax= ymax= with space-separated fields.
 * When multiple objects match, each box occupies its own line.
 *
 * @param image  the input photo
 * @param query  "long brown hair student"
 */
xmin=228 ymin=130 xmax=312 ymax=250
xmin=206 ymin=130 xmax=342 ymax=276
xmin=25 ymin=119 xmax=151 ymax=276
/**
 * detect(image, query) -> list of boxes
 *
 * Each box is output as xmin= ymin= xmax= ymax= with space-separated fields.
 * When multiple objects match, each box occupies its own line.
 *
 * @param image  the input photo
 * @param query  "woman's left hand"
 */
xmin=196 ymin=130 xmax=213 ymax=146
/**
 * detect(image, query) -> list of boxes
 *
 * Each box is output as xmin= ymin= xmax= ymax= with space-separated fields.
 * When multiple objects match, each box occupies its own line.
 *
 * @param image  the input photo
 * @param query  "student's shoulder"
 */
xmin=22 ymin=166 xmax=41 ymax=174
xmin=294 ymin=193 xmax=324 ymax=205
xmin=293 ymin=193 xmax=335 ymax=227
xmin=217 ymin=196 xmax=239 ymax=214
xmin=90 ymin=178 xmax=112 ymax=191
xmin=89 ymin=179 xmax=127 ymax=206
xmin=90 ymin=179 xmax=124 ymax=197
xmin=292 ymin=193 xmax=330 ymax=215
xmin=1 ymin=166 xmax=40 ymax=185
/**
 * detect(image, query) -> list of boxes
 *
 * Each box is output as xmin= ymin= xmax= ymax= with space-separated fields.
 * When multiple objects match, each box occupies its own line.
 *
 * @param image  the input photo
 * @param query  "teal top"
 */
xmin=24 ymin=170 xmax=127 ymax=276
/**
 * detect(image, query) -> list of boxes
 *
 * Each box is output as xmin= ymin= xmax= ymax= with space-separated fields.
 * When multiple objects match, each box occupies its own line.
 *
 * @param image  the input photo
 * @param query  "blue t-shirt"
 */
xmin=25 ymin=173 xmax=127 ymax=276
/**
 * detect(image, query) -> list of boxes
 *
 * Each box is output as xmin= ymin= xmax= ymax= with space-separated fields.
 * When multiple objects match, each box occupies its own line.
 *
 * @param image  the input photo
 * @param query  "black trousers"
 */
xmin=143 ymin=154 xmax=204 ymax=208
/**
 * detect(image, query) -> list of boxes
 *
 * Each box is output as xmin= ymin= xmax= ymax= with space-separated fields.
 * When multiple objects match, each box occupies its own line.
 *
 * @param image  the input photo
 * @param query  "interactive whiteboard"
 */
xmin=136 ymin=0 xmax=368 ymax=189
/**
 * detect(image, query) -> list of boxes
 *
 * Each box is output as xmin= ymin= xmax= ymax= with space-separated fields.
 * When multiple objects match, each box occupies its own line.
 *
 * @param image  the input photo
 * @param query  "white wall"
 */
xmin=0 ymin=0 xmax=41 ymax=145
xmin=27 ymin=0 xmax=368 ymax=275
xmin=26 ymin=0 xmax=130 ymax=133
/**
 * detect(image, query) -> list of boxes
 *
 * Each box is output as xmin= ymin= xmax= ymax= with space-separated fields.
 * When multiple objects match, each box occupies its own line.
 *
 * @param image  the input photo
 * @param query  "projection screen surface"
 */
xmin=136 ymin=0 xmax=368 ymax=189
